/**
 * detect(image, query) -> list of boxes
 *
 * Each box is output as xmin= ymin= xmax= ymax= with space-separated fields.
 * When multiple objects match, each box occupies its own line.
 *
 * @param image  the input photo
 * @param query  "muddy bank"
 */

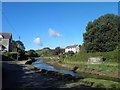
xmin=2 ymin=61 xmax=95 ymax=89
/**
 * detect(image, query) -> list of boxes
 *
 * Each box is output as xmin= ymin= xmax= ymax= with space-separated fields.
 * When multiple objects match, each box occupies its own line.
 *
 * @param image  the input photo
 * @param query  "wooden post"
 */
xmin=17 ymin=52 xmax=20 ymax=61
xmin=16 ymin=48 xmax=18 ymax=61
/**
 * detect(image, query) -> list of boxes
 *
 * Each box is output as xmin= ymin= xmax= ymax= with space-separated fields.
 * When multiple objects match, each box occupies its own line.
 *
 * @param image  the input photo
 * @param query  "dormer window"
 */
xmin=0 ymin=35 xmax=3 ymax=41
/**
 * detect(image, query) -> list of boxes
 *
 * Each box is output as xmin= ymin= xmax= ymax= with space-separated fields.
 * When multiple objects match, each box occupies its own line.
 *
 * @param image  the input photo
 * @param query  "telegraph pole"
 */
xmin=19 ymin=36 xmax=20 ymax=41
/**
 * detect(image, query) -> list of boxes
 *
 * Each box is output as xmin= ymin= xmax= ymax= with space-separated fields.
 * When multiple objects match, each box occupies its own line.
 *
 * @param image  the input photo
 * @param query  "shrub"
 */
xmin=6 ymin=52 xmax=18 ymax=59
xmin=1 ymin=54 xmax=14 ymax=61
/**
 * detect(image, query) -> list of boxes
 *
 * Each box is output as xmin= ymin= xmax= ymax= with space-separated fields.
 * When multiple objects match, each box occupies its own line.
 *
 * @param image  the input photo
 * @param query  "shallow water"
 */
xmin=32 ymin=60 xmax=77 ymax=76
xmin=32 ymin=59 xmax=120 ymax=82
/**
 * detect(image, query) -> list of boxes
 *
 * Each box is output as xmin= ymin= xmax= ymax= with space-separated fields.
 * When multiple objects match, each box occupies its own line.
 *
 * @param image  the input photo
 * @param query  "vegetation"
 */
xmin=16 ymin=40 xmax=25 ymax=51
xmin=64 ymin=50 xmax=118 ymax=62
xmin=83 ymin=14 xmax=120 ymax=52
xmin=26 ymin=49 xmax=38 ymax=57
xmin=36 ymin=47 xmax=53 ymax=57
xmin=6 ymin=52 xmax=18 ymax=59
xmin=36 ymin=47 xmax=64 ymax=57
xmin=52 ymin=47 xmax=64 ymax=55
xmin=12 ymin=40 xmax=17 ymax=52
xmin=50 ymin=44 xmax=118 ymax=79
xmin=80 ymin=78 xmax=120 ymax=88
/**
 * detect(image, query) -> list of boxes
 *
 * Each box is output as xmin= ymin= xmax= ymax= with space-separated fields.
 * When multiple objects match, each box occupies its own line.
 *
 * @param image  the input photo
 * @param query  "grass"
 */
xmin=64 ymin=50 xmax=118 ymax=62
xmin=80 ymin=78 xmax=120 ymax=88
xmin=59 ymin=51 xmax=119 ymax=78
xmin=44 ymin=51 xmax=119 ymax=78
xmin=62 ymin=60 xmax=119 ymax=78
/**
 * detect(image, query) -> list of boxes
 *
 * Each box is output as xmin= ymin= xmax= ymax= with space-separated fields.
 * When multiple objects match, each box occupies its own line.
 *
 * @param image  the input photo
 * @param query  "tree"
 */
xmin=52 ymin=47 xmax=63 ymax=55
xmin=12 ymin=40 xmax=17 ymax=52
xmin=16 ymin=40 xmax=25 ymax=51
xmin=83 ymin=14 xmax=120 ymax=52
xmin=27 ymin=49 xmax=38 ymax=57
xmin=15 ymin=40 xmax=26 ymax=60
xmin=67 ymin=51 xmax=74 ymax=56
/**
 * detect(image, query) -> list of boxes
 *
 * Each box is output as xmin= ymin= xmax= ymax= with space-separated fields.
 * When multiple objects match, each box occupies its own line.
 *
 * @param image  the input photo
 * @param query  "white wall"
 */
xmin=0 ymin=46 xmax=2 ymax=51
xmin=65 ymin=46 xmax=79 ymax=53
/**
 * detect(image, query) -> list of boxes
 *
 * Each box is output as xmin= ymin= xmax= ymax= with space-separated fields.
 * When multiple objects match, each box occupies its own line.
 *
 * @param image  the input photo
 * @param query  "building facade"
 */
xmin=0 ymin=33 xmax=12 ymax=52
xmin=65 ymin=45 xmax=80 ymax=53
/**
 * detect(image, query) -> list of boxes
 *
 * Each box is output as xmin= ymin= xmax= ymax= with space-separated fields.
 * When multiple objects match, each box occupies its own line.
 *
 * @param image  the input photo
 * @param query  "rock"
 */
xmin=41 ymin=69 xmax=48 ymax=73
xmin=25 ymin=60 xmax=33 ymax=64
xmin=71 ymin=66 xmax=78 ymax=72
xmin=47 ymin=71 xmax=56 ymax=75
xmin=25 ymin=58 xmax=36 ymax=65
xmin=87 ymin=57 xmax=103 ymax=64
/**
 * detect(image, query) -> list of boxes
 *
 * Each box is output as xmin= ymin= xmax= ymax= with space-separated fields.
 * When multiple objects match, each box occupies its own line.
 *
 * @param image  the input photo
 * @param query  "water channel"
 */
xmin=32 ymin=60 xmax=77 ymax=76
xmin=32 ymin=59 xmax=119 ymax=82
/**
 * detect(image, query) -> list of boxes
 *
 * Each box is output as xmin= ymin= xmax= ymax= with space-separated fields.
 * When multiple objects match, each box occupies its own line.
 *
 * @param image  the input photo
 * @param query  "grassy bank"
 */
xmin=79 ymin=78 xmax=120 ymax=89
xmin=30 ymin=61 xmax=120 ymax=89
xmin=60 ymin=51 xmax=119 ymax=79
xmin=45 ymin=50 xmax=119 ymax=80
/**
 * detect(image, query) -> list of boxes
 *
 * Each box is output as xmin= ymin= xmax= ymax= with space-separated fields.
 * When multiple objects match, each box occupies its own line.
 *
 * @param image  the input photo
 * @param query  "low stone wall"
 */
xmin=87 ymin=57 xmax=103 ymax=64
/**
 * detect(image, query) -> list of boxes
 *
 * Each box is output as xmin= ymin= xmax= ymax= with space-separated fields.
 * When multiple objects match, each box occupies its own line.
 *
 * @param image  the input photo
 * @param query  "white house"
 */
xmin=65 ymin=45 xmax=80 ymax=53
xmin=0 ymin=32 xmax=12 ymax=52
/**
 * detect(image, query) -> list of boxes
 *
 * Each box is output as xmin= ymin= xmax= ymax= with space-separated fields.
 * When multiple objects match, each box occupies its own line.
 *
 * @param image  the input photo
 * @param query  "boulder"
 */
xmin=71 ymin=66 xmax=78 ymax=72
xmin=25 ymin=58 xmax=36 ymax=65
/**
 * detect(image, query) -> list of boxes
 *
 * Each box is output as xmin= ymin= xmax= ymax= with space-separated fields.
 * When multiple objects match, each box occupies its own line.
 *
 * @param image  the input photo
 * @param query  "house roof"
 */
xmin=0 ymin=32 xmax=12 ymax=39
xmin=65 ymin=45 xmax=78 ymax=49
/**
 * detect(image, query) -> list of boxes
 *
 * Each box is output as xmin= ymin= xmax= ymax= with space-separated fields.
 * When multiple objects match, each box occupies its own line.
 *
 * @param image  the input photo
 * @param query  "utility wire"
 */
xmin=2 ymin=11 xmax=20 ymax=40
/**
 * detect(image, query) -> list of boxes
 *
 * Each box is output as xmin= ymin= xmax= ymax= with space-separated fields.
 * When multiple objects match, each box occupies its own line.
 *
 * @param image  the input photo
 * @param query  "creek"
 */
xmin=32 ymin=60 xmax=77 ymax=76
xmin=32 ymin=59 xmax=119 ymax=82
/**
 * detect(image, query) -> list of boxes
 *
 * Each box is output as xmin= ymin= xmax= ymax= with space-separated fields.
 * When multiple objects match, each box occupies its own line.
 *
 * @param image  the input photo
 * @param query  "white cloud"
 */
xmin=33 ymin=37 xmax=43 ymax=46
xmin=48 ymin=28 xmax=62 ymax=37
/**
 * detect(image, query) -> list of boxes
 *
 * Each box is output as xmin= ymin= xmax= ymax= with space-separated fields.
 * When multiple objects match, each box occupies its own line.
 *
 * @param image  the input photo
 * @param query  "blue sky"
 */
xmin=2 ymin=2 xmax=118 ymax=50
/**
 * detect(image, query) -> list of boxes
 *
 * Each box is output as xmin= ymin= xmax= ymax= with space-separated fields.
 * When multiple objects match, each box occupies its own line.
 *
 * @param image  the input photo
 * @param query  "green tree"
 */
xmin=52 ymin=47 xmax=63 ymax=55
xmin=67 ymin=51 xmax=74 ymax=56
xmin=83 ymin=14 xmax=120 ymax=52
xmin=27 ymin=49 xmax=38 ymax=57
xmin=12 ymin=40 xmax=17 ymax=52
xmin=16 ymin=40 xmax=25 ymax=51
xmin=15 ymin=40 xmax=26 ymax=60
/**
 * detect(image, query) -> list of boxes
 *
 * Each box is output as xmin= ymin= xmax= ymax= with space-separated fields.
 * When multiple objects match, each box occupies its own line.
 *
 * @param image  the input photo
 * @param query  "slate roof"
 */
xmin=0 ymin=32 xmax=12 ymax=39
xmin=65 ymin=45 xmax=78 ymax=49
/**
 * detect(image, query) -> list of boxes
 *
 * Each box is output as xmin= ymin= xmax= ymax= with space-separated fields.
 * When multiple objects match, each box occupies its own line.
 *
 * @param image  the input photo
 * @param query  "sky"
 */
xmin=2 ymin=2 xmax=118 ymax=50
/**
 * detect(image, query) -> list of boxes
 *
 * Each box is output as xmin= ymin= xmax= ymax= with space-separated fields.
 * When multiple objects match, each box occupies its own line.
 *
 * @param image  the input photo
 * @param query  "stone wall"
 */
xmin=87 ymin=57 xmax=103 ymax=64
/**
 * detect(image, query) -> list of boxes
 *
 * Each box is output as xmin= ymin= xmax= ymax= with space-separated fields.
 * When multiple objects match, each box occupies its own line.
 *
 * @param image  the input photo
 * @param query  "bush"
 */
xmin=1 ymin=54 xmax=14 ymax=61
xmin=18 ymin=50 xmax=28 ymax=60
xmin=6 ymin=52 xmax=18 ymax=59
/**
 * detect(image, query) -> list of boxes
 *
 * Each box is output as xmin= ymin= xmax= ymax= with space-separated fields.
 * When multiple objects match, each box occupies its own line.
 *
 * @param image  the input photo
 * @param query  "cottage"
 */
xmin=0 ymin=32 xmax=12 ymax=52
xmin=65 ymin=45 xmax=80 ymax=53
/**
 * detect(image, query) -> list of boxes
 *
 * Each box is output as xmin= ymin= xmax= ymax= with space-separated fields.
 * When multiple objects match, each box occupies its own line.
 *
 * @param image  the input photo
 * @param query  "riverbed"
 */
xmin=32 ymin=59 xmax=120 ymax=82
